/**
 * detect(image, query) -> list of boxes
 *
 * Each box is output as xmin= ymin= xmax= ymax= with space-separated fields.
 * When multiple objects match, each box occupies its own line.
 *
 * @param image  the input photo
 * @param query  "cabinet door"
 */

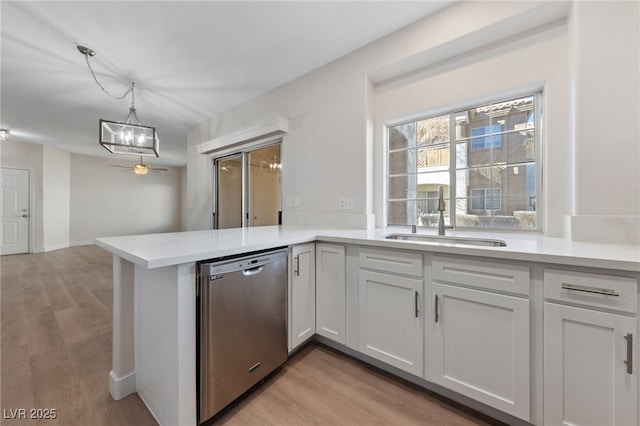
xmin=358 ymin=270 xmax=423 ymax=376
xmin=431 ymin=283 xmax=530 ymax=421
xmin=289 ymin=243 xmax=315 ymax=351
xmin=316 ymin=244 xmax=346 ymax=344
xmin=544 ymin=302 xmax=637 ymax=426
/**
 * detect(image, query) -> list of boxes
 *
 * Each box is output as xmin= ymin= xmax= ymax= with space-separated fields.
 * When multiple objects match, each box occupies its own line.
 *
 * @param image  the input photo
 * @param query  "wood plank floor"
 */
xmin=2 ymin=246 xmax=503 ymax=426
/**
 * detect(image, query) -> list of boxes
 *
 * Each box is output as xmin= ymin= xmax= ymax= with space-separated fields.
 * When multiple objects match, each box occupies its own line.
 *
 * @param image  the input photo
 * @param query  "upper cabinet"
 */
xmin=315 ymin=243 xmax=346 ymax=345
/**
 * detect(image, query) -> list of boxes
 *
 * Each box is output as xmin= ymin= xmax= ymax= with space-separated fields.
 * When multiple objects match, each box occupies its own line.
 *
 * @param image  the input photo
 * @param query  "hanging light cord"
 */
xmin=80 ymin=46 xmax=135 ymax=107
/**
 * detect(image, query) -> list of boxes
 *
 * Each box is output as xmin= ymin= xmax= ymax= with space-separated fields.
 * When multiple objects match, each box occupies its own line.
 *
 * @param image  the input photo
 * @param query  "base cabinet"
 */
xmin=430 ymin=282 xmax=530 ymax=421
xmin=544 ymin=303 xmax=637 ymax=426
xmin=289 ymin=243 xmax=315 ymax=351
xmin=543 ymin=268 xmax=638 ymax=426
xmin=315 ymin=244 xmax=346 ymax=344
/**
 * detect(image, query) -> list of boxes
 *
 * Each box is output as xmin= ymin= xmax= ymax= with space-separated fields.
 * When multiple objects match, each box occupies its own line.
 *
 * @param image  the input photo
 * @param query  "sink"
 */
xmin=385 ymin=233 xmax=507 ymax=247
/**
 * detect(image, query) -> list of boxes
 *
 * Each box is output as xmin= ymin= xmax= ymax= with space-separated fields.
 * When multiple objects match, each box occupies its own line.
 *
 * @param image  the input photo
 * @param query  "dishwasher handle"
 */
xmin=242 ymin=265 xmax=265 ymax=276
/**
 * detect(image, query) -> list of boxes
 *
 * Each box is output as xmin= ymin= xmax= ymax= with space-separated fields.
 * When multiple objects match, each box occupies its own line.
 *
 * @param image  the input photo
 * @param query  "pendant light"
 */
xmin=78 ymin=45 xmax=159 ymax=157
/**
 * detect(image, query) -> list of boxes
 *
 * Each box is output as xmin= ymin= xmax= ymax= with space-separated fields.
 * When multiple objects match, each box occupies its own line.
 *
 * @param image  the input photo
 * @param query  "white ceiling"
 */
xmin=1 ymin=1 xmax=453 ymax=167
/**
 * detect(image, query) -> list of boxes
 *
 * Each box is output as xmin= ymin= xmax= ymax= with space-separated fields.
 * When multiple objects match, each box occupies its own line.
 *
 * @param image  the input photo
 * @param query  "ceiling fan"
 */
xmin=111 ymin=156 xmax=168 ymax=175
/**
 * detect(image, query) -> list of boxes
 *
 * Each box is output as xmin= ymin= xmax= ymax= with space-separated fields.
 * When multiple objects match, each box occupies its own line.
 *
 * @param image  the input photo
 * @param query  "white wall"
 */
xmin=565 ymin=0 xmax=640 ymax=242
xmin=69 ymin=154 xmax=182 ymax=244
xmin=187 ymin=1 xmax=639 ymax=242
xmin=1 ymin=139 xmax=183 ymax=251
xmin=42 ymin=145 xmax=71 ymax=251
xmin=373 ymin=20 xmax=570 ymax=236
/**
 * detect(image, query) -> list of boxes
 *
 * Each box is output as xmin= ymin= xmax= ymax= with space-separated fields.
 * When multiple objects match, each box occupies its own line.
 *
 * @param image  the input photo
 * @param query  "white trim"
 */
xmin=43 ymin=242 xmax=70 ymax=252
xmin=109 ymin=369 xmax=136 ymax=400
xmin=196 ymin=117 xmax=289 ymax=155
xmin=70 ymin=240 xmax=95 ymax=247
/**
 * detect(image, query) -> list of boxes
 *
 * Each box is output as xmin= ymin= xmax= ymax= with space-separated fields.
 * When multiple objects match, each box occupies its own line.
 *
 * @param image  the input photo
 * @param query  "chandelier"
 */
xmin=78 ymin=45 xmax=159 ymax=157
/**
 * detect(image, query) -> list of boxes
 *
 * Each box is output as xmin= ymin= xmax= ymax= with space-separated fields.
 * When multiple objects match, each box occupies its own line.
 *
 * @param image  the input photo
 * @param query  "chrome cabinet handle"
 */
xmin=294 ymin=255 xmax=300 ymax=277
xmin=434 ymin=295 xmax=439 ymax=323
xmin=625 ymin=333 xmax=633 ymax=374
xmin=414 ymin=291 xmax=419 ymax=318
xmin=561 ymin=283 xmax=619 ymax=297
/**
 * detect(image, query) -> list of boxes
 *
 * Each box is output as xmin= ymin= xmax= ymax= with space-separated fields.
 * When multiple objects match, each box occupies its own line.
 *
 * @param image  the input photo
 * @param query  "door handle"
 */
xmin=414 ymin=291 xmax=419 ymax=318
xmin=22 ymin=214 xmax=29 ymax=218
xmin=242 ymin=266 xmax=265 ymax=276
xmin=294 ymin=255 xmax=300 ymax=277
xmin=625 ymin=333 xmax=633 ymax=374
xmin=434 ymin=295 xmax=439 ymax=323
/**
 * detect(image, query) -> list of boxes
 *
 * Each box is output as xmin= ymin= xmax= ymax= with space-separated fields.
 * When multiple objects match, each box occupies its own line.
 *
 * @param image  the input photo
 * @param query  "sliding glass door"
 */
xmin=213 ymin=142 xmax=281 ymax=229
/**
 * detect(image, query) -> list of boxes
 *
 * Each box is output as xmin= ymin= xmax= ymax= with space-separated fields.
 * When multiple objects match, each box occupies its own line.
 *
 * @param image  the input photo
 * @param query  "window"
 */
xmin=387 ymin=93 xmax=540 ymax=230
xmin=470 ymin=188 xmax=501 ymax=211
xmin=471 ymin=124 xmax=502 ymax=150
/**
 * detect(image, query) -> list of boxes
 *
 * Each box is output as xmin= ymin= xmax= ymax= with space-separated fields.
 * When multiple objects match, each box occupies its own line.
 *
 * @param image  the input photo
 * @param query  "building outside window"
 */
xmin=470 ymin=188 xmax=502 ymax=211
xmin=387 ymin=92 xmax=540 ymax=230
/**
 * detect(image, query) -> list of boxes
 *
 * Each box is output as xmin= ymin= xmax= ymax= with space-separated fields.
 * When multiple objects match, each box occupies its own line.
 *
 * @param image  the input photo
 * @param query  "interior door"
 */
xmin=1 ymin=168 xmax=30 ymax=254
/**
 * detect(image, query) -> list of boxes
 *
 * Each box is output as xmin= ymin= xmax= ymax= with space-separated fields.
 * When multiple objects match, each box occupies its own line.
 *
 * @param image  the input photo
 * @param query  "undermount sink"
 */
xmin=385 ymin=233 xmax=507 ymax=247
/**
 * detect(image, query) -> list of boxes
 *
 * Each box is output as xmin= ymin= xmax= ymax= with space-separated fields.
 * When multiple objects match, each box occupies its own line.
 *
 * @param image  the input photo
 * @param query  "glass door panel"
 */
xmin=248 ymin=144 xmax=281 ymax=227
xmin=215 ymin=154 xmax=243 ymax=229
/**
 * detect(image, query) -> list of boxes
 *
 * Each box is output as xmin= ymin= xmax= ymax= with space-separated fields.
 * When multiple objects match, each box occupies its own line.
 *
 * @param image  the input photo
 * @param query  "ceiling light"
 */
xmin=78 ymin=45 xmax=159 ymax=157
xmin=0 ymin=129 xmax=8 ymax=141
xmin=133 ymin=163 xmax=149 ymax=175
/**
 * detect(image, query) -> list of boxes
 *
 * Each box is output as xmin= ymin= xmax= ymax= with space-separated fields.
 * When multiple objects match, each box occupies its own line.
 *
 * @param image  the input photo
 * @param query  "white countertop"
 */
xmin=95 ymin=226 xmax=640 ymax=272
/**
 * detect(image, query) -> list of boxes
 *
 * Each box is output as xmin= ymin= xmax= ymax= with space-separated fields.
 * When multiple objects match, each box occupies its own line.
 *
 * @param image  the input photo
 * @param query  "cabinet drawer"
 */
xmin=544 ymin=269 xmax=638 ymax=314
xmin=432 ymin=256 xmax=529 ymax=296
xmin=359 ymin=247 xmax=423 ymax=277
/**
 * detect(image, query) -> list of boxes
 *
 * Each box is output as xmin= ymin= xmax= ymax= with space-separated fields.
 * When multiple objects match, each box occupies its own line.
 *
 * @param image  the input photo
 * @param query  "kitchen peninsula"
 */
xmin=96 ymin=226 xmax=640 ymax=426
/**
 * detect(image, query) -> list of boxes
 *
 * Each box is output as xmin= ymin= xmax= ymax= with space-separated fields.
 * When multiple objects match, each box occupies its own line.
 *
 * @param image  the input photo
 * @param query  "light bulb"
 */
xmin=138 ymin=135 xmax=145 ymax=145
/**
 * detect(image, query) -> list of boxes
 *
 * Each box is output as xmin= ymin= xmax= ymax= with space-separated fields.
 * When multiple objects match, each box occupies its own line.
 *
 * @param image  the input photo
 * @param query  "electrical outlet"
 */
xmin=293 ymin=196 xmax=300 ymax=207
xmin=285 ymin=196 xmax=292 ymax=208
xmin=339 ymin=197 xmax=355 ymax=210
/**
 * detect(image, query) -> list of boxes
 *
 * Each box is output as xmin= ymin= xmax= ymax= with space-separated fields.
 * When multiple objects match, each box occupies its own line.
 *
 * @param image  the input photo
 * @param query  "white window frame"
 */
xmin=385 ymin=90 xmax=543 ymax=232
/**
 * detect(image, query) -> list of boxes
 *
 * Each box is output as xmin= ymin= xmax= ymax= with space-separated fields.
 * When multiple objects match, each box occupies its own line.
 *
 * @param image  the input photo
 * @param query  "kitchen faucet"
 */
xmin=437 ymin=186 xmax=446 ymax=236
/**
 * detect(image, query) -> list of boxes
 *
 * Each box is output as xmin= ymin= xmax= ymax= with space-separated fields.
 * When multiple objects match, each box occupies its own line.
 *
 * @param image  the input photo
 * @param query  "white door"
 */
xmin=358 ymin=270 xmax=423 ymax=376
xmin=544 ymin=302 xmax=637 ymax=426
xmin=1 ymin=168 xmax=30 ymax=255
xmin=289 ymin=243 xmax=315 ymax=351
xmin=431 ymin=283 xmax=530 ymax=421
xmin=315 ymin=243 xmax=346 ymax=344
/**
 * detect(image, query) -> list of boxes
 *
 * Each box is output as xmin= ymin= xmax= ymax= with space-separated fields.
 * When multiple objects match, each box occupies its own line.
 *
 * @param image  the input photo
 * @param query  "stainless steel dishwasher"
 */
xmin=196 ymin=247 xmax=288 ymax=424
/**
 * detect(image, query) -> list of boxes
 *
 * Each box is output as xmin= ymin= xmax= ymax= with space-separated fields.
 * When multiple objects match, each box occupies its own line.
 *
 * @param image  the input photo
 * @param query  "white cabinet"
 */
xmin=315 ymin=243 xmax=346 ymax=344
xmin=430 ymin=256 xmax=530 ymax=421
xmin=289 ymin=243 xmax=315 ymax=352
xmin=544 ymin=269 xmax=637 ymax=426
xmin=358 ymin=248 xmax=423 ymax=376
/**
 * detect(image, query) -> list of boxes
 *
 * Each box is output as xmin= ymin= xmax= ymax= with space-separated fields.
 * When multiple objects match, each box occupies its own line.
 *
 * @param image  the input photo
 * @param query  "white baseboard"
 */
xmin=43 ymin=242 xmax=70 ymax=252
xmin=109 ymin=370 xmax=136 ymax=401
xmin=70 ymin=240 xmax=94 ymax=247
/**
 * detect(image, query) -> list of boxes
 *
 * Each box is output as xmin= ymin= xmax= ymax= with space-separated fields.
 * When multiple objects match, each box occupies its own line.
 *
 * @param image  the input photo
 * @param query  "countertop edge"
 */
xmin=94 ymin=228 xmax=640 ymax=273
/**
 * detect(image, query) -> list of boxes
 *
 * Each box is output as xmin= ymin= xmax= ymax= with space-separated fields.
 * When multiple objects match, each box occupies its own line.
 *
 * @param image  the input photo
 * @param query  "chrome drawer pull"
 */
xmin=561 ymin=283 xmax=620 ymax=297
xmin=625 ymin=333 xmax=633 ymax=374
